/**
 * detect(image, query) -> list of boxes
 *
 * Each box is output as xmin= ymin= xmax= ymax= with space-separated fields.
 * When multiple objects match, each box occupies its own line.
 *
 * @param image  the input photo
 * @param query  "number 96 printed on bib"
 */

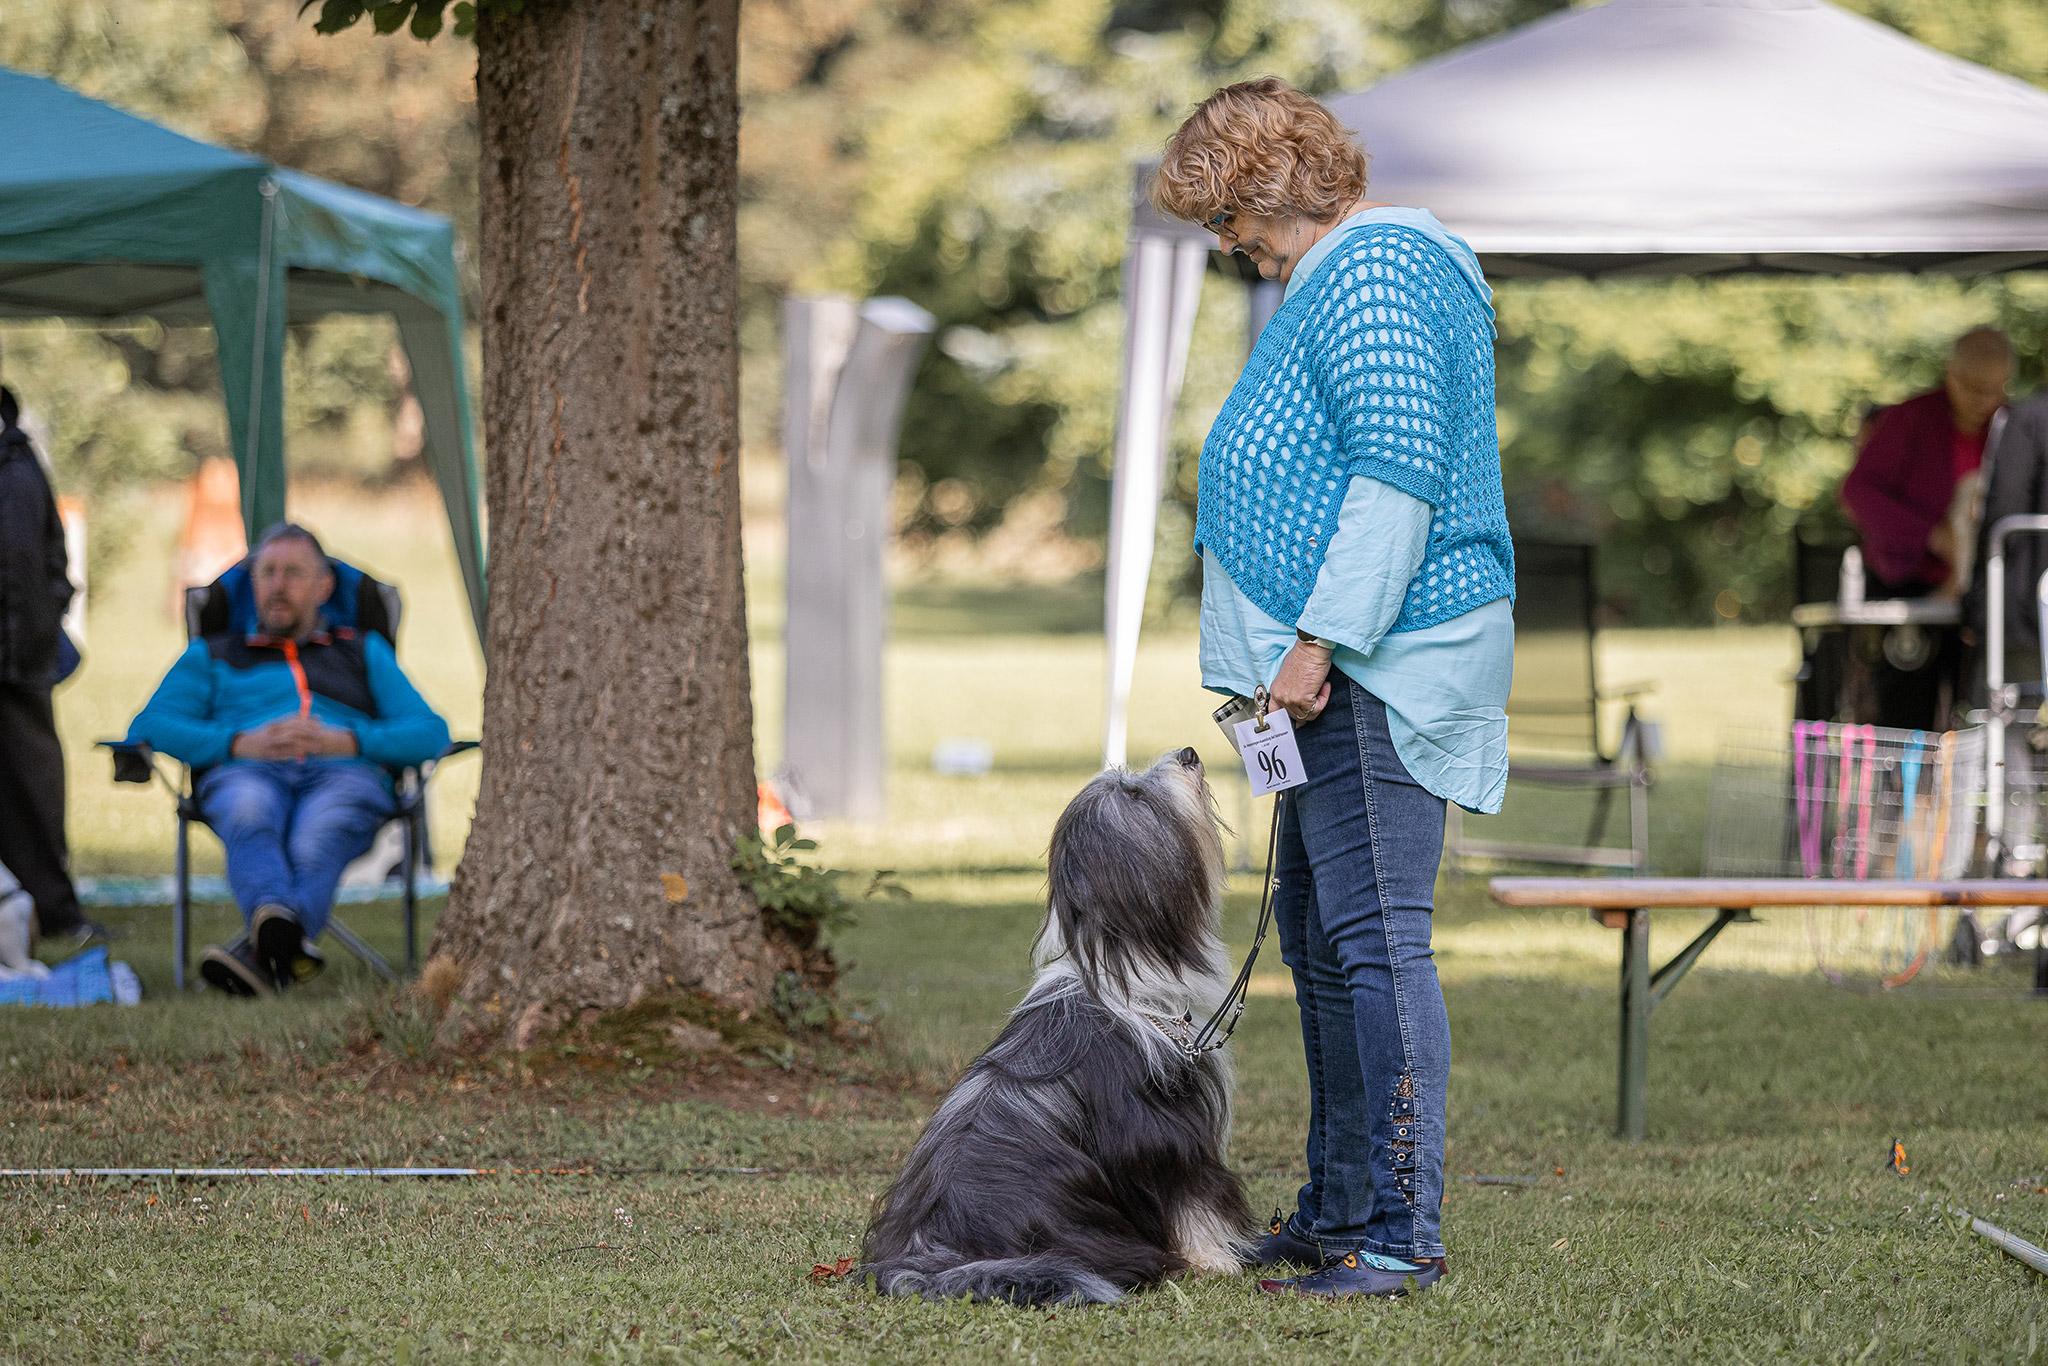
xmin=1233 ymin=709 xmax=1307 ymax=796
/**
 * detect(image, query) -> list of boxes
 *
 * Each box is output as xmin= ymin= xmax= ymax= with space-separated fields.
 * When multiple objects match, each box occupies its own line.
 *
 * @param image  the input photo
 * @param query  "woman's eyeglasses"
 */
xmin=1205 ymin=210 xmax=1235 ymax=233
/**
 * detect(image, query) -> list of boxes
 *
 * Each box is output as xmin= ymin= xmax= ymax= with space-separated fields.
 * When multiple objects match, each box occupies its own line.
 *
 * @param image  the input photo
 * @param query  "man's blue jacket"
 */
xmin=126 ymin=622 xmax=449 ymax=774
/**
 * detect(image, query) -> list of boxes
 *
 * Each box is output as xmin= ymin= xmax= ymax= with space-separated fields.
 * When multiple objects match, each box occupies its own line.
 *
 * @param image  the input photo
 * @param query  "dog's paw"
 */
xmin=1173 ymin=1207 xmax=1253 ymax=1276
xmin=1176 ymin=1242 xmax=1252 ymax=1276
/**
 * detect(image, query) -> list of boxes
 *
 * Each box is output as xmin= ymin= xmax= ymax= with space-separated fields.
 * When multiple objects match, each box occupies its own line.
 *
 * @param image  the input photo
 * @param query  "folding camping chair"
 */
xmin=1449 ymin=539 xmax=1655 ymax=873
xmin=101 ymin=557 xmax=474 ymax=989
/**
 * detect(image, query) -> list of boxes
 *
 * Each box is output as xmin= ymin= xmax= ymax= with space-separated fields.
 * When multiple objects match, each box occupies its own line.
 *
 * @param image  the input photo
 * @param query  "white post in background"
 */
xmin=1247 ymin=278 xmax=1283 ymax=351
xmin=1102 ymin=235 xmax=1210 ymax=767
xmin=782 ymin=295 xmax=935 ymax=822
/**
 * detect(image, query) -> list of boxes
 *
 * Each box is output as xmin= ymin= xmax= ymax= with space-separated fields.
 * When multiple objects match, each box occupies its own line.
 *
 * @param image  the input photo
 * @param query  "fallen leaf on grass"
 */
xmin=809 ymin=1256 xmax=856 ymax=1283
xmin=1550 ymin=1238 xmax=1570 ymax=1252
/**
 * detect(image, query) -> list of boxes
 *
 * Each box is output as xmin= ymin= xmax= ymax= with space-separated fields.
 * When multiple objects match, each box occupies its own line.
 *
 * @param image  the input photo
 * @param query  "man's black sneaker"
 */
xmin=252 ymin=905 xmax=324 ymax=987
xmin=199 ymin=935 xmax=273 ymax=998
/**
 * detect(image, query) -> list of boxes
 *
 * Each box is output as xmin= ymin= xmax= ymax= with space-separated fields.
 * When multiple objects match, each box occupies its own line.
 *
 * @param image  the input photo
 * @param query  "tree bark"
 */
xmin=433 ymin=0 xmax=793 ymax=1048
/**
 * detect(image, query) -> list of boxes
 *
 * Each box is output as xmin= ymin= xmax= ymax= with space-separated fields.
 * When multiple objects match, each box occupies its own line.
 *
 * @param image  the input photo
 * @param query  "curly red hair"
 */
xmin=1152 ymin=78 xmax=1369 ymax=226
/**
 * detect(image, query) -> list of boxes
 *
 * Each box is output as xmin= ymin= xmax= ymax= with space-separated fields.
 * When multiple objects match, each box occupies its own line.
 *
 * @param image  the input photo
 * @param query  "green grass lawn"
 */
xmin=5 ymin=487 xmax=2044 ymax=1361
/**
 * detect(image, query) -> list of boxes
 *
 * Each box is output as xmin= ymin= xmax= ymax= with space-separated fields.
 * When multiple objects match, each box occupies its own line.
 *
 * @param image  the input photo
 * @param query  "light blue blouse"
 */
xmin=1198 ymin=208 xmax=1514 ymax=814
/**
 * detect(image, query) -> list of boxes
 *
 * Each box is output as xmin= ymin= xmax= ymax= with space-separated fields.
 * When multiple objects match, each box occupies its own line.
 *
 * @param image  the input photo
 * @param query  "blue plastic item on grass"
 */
xmin=0 ymin=947 xmax=139 ymax=1008
xmin=110 ymin=960 xmax=141 ymax=1005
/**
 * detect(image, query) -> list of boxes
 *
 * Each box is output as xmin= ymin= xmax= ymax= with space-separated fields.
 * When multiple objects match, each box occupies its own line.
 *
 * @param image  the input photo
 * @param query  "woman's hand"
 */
xmin=1268 ymin=641 xmax=1332 ymax=725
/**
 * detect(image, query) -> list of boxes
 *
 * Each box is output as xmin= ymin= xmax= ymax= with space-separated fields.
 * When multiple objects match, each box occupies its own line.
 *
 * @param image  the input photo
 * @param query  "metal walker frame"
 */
xmin=1979 ymin=514 xmax=2048 ymax=993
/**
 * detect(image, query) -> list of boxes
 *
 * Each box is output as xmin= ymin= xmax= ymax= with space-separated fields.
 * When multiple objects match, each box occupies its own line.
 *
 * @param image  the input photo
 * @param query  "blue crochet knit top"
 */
xmin=1195 ymin=222 xmax=1513 ymax=633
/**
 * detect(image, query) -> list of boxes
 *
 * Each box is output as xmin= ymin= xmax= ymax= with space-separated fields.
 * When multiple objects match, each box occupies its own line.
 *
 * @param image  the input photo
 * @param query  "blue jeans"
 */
xmin=1271 ymin=677 xmax=1450 ymax=1261
xmin=195 ymin=760 xmax=395 ymax=939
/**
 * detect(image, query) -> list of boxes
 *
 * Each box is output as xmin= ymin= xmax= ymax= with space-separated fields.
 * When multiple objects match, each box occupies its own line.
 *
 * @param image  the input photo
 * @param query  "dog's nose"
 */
xmin=1176 ymin=746 xmax=1203 ymax=771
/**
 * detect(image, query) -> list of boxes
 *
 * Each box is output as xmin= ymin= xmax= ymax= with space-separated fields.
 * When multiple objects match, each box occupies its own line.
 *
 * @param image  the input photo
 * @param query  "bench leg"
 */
xmin=1628 ymin=776 xmax=1650 ymax=877
xmin=1618 ymin=908 xmax=1649 ymax=1141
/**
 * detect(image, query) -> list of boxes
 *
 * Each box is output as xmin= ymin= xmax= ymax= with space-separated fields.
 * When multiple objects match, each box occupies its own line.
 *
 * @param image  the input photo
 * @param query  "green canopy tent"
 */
xmin=0 ymin=68 xmax=486 ymax=638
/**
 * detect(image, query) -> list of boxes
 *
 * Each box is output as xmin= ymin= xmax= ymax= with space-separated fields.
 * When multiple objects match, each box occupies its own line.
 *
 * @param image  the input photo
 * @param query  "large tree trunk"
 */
xmin=433 ymin=0 xmax=794 ymax=1048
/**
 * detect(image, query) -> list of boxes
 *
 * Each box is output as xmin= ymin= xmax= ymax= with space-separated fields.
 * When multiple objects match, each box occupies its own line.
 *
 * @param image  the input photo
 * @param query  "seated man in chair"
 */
xmin=126 ymin=524 xmax=449 ymax=996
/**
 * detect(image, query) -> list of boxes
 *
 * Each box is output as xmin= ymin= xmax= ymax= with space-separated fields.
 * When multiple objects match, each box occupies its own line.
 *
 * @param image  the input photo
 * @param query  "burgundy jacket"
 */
xmin=1840 ymin=387 xmax=1984 ymax=588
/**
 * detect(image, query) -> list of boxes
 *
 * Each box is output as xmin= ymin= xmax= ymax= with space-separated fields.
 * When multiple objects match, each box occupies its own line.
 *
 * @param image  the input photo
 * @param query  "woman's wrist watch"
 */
xmin=1295 ymin=627 xmax=1337 ymax=652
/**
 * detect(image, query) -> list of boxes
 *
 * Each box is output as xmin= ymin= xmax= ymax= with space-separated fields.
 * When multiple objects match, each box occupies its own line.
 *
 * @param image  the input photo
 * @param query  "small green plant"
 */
xmin=359 ymin=989 xmax=441 ymax=1062
xmin=731 ymin=823 xmax=909 ymax=941
xmin=769 ymin=970 xmax=836 ymax=1033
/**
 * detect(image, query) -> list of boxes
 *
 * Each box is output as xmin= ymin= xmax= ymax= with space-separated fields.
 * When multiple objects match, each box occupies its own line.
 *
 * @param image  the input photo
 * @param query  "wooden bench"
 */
xmin=1488 ymin=878 xmax=2048 ymax=1140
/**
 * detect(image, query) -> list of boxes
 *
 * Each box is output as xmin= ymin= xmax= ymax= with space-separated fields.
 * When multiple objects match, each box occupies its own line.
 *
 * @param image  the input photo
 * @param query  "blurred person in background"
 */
xmin=1971 ymin=364 xmax=2048 ymax=674
xmin=1842 ymin=326 xmax=2012 ymax=599
xmin=0 ymin=383 xmax=98 ymax=952
xmin=125 ymin=523 xmax=448 ymax=997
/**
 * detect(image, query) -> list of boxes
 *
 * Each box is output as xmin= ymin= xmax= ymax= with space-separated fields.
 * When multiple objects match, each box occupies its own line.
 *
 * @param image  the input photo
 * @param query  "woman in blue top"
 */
xmin=1154 ymin=78 xmax=1515 ymax=1299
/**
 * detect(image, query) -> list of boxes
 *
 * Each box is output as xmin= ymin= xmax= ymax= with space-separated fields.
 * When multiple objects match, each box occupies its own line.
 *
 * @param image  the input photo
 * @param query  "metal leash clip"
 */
xmin=1252 ymin=684 xmax=1272 ymax=733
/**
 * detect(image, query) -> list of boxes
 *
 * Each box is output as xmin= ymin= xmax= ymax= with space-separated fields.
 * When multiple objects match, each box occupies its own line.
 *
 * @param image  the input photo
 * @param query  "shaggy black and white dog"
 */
xmin=862 ymin=747 xmax=1253 ymax=1306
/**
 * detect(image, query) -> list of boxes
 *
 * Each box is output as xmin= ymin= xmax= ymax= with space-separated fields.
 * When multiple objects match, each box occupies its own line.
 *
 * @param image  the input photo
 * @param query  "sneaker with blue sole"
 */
xmin=1249 ymin=1211 xmax=1324 ymax=1268
xmin=1258 ymin=1249 xmax=1448 ymax=1299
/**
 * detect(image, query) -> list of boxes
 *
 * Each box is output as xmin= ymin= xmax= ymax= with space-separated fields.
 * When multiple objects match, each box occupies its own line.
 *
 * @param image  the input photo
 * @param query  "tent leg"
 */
xmin=1103 ymin=236 xmax=1208 ymax=767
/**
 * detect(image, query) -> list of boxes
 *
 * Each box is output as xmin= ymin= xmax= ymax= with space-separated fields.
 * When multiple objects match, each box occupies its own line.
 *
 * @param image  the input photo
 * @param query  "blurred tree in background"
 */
xmin=6 ymin=0 xmax=2048 ymax=619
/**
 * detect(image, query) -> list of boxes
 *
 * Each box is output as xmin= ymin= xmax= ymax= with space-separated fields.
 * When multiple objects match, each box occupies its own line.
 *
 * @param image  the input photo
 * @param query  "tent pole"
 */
xmin=1247 ymin=279 xmax=1282 ymax=351
xmin=395 ymin=309 xmax=489 ymax=641
xmin=243 ymin=178 xmax=282 ymax=535
xmin=1103 ymin=238 xmax=1176 ymax=768
xmin=1101 ymin=236 xmax=1212 ymax=767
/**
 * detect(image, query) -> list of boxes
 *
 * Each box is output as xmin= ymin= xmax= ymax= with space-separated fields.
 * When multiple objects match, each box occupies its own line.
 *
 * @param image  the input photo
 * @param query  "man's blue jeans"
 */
xmin=1271 ymin=677 xmax=1451 ymax=1261
xmin=195 ymin=760 xmax=395 ymax=939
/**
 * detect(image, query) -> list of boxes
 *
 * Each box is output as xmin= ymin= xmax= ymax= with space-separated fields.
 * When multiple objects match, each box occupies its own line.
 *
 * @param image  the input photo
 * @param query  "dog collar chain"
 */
xmin=1140 ymin=1010 xmax=1196 ymax=1048
xmin=1140 ymin=1008 xmax=1237 ymax=1059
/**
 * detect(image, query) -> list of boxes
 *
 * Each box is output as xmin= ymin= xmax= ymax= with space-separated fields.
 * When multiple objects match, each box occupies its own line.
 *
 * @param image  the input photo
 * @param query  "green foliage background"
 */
xmin=7 ymin=0 xmax=2048 ymax=618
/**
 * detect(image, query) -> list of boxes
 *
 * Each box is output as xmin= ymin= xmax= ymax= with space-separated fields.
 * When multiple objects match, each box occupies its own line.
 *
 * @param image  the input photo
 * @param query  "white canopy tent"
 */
xmin=1104 ymin=0 xmax=2048 ymax=764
